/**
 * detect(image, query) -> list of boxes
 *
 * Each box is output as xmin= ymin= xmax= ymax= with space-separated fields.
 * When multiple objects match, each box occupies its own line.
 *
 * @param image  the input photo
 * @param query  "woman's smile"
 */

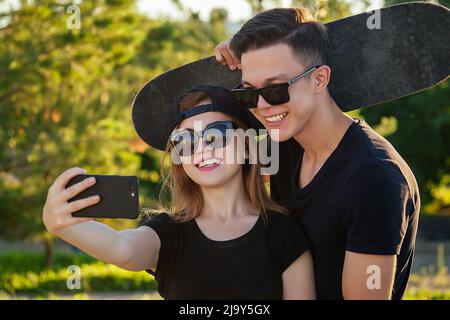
xmin=196 ymin=157 xmax=222 ymax=172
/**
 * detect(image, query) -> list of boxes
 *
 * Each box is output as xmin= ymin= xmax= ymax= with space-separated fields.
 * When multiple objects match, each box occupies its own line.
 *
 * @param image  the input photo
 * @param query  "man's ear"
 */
xmin=314 ymin=65 xmax=331 ymax=93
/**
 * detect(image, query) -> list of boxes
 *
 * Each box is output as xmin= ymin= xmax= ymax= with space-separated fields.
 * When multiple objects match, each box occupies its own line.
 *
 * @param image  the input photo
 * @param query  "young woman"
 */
xmin=42 ymin=85 xmax=315 ymax=300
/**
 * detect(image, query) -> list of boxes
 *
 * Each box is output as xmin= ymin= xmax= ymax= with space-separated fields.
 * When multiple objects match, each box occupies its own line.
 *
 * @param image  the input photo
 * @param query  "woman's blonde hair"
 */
xmin=145 ymin=90 xmax=287 ymax=222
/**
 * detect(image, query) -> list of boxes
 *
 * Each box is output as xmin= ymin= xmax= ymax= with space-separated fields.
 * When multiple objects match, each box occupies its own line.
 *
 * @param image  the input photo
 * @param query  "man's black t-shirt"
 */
xmin=139 ymin=212 xmax=310 ymax=299
xmin=270 ymin=118 xmax=420 ymax=300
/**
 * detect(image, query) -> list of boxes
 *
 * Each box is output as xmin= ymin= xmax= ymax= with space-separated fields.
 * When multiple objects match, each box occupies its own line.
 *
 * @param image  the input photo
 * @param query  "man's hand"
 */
xmin=342 ymin=251 xmax=396 ymax=300
xmin=214 ymin=39 xmax=241 ymax=70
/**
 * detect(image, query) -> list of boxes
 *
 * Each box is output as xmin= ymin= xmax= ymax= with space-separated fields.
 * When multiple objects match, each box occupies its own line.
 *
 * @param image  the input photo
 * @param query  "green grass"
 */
xmin=403 ymin=289 xmax=450 ymax=300
xmin=0 ymin=251 xmax=157 ymax=296
xmin=403 ymin=267 xmax=450 ymax=300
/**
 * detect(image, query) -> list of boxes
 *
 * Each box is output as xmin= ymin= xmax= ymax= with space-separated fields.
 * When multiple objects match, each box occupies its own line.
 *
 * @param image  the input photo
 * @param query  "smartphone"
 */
xmin=65 ymin=174 xmax=139 ymax=219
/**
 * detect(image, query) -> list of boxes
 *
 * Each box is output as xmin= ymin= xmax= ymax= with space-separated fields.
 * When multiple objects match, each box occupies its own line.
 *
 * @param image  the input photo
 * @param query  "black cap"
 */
xmin=132 ymin=84 xmax=252 ymax=151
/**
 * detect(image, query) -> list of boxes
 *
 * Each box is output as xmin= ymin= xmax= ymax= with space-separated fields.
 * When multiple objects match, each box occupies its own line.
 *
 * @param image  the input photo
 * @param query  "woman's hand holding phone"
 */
xmin=43 ymin=167 xmax=99 ymax=235
xmin=42 ymin=167 xmax=158 ymax=271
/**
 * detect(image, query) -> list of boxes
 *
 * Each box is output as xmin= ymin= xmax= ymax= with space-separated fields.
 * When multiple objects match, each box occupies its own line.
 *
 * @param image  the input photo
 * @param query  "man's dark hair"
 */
xmin=230 ymin=7 xmax=329 ymax=67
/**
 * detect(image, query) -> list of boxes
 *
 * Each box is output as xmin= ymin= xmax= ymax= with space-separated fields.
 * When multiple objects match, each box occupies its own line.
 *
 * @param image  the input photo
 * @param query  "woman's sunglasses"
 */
xmin=231 ymin=65 xmax=321 ymax=109
xmin=169 ymin=120 xmax=236 ymax=156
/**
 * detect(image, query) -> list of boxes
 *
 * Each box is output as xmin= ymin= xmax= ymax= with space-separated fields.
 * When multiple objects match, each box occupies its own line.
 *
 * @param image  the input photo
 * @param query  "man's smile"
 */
xmin=263 ymin=111 xmax=289 ymax=123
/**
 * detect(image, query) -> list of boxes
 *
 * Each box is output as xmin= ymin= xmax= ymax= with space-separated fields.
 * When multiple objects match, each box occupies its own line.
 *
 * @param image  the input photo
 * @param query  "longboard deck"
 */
xmin=327 ymin=2 xmax=450 ymax=111
xmin=132 ymin=2 xmax=450 ymax=150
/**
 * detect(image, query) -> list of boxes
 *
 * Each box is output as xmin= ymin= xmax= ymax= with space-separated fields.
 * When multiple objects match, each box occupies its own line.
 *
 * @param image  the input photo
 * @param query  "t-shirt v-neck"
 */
xmin=291 ymin=119 xmax=358 ymax=196
xmin=270 ymin=117 xmax=420 ymax=300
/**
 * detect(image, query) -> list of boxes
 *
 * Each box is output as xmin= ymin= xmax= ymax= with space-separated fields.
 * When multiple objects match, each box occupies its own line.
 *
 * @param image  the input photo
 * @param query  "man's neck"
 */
xmin=293 ymin=96 xmax=354 ymax=163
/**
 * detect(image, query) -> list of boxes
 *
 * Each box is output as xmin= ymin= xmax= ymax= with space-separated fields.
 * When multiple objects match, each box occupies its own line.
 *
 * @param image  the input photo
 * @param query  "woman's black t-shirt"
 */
xmin=138 ymin=212 xmax=310 ymax=300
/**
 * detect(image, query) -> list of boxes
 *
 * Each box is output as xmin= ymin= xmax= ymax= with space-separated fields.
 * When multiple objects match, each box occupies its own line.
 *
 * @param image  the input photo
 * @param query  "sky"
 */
xmin=138 ymin=0 xmax=256 ymax=22
xmin=137 ymin=0 xmax=385 ymax=22
xmin=0 ymin=0 xmax=384 ymax=23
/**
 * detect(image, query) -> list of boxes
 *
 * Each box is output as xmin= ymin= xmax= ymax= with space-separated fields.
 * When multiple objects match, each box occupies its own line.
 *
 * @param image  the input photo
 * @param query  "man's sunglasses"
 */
xmin=231 ymin=65 xmax=321 ymax=109
xmin=169 ymin=120 xmax=236 ymax=156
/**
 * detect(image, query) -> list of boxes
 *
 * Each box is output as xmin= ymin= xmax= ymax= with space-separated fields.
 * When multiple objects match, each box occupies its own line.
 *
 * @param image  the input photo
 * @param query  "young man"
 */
xmin=215 ymin=8 xmax=420 ymax=300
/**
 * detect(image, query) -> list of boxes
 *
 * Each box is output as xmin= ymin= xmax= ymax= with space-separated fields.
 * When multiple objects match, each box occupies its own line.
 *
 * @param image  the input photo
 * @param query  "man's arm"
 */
xmin=340 ymin=161 xmax=410 ymax=299
xmin=342 ymin=251 xmax=396 ymax=300
xmin=214 ymin=39 xmax=241 ymax=70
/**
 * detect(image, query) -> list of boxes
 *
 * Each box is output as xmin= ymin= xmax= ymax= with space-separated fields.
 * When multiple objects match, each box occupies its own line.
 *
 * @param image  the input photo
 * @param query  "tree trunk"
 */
xmin=43 ymin=237 xmax=53 ymax=268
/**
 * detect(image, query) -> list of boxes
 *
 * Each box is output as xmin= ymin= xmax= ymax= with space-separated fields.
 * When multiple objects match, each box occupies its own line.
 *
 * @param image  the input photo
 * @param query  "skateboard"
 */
xmin=132 ymin=2 xmax=450 ymax=150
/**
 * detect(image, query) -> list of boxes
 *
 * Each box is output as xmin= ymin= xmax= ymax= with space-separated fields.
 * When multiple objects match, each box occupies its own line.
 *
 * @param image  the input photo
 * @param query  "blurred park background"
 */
xmin=0 ymin=0 xmax=449 ymax=300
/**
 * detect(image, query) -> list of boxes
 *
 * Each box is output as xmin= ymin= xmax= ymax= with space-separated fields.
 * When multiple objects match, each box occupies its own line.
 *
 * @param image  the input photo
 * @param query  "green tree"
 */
xmin=0 ymin=0 xmax=150 ymax=265
xmin=0 ymin=0 xmax=231 ymax=266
